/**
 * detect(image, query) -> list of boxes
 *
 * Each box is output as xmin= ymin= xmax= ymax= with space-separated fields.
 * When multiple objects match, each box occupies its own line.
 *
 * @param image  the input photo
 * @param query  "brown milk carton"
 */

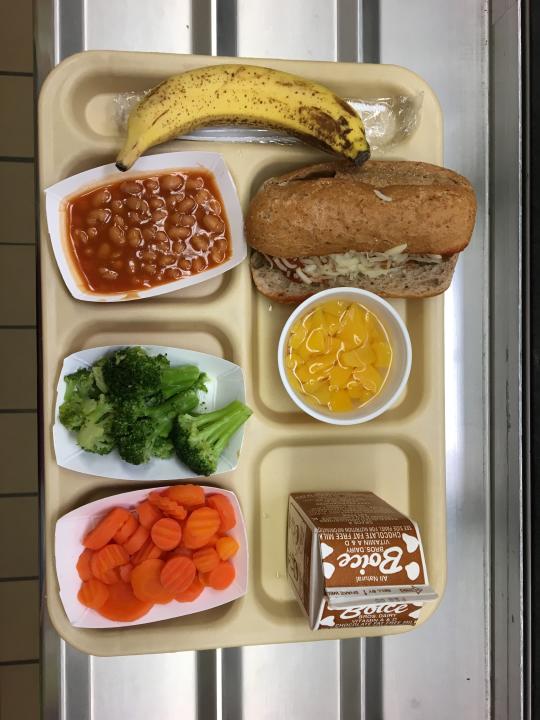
xmin=286 ymin=491 xmax=437 ymax=630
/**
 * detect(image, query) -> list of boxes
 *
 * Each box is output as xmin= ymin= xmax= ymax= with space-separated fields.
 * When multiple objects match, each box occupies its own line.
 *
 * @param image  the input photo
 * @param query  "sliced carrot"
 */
xmin=216 ymin=536 xmax=240 ymax=561
xmin=203 ymin=534 xmax=219 ymax=547
xmin=198 ymin=571 xmax=211 ymax=587
xmin=113 ymin=513 xmax=138 ymax=544
xmin=122 ymin=524 xmax=149 ymax=556
xmin=166 ymin=484 xmax=205 ymax=508
xmin=206 ymin=495 xmax=236 ymax=532
xmin=131 ymin=539 xmax=162 ymax=566
xmin=151 ymin=518 xmax=182 ymax=551
xmin=149 ymin=491 xmax=187 ymax=521
xmin=99 ymin=581 xmax=153 ymax=622
xmin=83 ymin=507 xmax=131 ymax=550
xmin=193 ymin=546 xmax=220 ymax=574
xmin=131 ymin=559 xmax=174 ymax=604
xmin=207 ymin=561 xmax=236 ymax=590
xmin=166 ymin=546 xmax=193 ymax=560
xmin=183 ymin=507 xmax=221 ymax=549
xmin=174 ymin=576 xmax=204 ymax=603
xmin=91 ymin=544 xmax=129 ymax=578
xmin=119 ymin=563 xmax=133 ymax=583
xmin=160 ymin=556 xmax=196 ymax=595
xmin=93 ymin=566 xmax=120 ymax=585
xmin=137 ymin=500 xmax=163 ymax=529
xmin=76 ymin=549 xmax=93 ymax=581
xmin=78 ymin=578 xmax=109 ymax=609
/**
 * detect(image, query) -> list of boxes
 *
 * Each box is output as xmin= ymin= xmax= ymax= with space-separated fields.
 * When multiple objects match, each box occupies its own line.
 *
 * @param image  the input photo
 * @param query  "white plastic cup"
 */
xmin=277 ymin=287 xmax=412 ymax=425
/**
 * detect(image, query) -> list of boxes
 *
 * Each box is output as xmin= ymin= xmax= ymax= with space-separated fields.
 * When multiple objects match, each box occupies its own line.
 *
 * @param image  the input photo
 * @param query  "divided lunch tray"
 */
xmin=39 ymin=51 xmax=446 ymax=656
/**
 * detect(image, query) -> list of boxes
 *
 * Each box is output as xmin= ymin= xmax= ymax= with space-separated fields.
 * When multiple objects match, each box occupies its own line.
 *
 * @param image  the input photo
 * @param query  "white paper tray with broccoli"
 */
xmin=53 ymin=345 xmax=251 ymax=481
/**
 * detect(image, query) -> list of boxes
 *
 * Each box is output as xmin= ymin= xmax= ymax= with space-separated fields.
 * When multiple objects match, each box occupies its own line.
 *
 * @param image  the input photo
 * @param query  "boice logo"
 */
xmin=337 ymin=546 xmax=403 ymax=576
xmin=339 ymin=603 xmax=412 ymax=619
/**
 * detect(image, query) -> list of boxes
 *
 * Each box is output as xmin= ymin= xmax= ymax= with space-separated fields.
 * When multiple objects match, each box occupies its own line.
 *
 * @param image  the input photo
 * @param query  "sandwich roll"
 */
xmin=246 ymin=160 xmax=476 ymax=301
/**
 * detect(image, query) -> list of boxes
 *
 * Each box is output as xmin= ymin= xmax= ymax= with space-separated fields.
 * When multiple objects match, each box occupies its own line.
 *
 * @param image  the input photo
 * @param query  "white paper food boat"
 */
xmin=55 ymin=485 xmax=248 ymax=628
xmin=45 ymin=151 xmax=246 ymax=302
xmin=53 ymin=345 xmax=247 ymax=480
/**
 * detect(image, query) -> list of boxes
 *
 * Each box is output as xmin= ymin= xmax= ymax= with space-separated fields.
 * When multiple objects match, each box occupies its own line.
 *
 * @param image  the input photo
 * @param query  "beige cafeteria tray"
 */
xmin=39 ymin=51 xmax=446 ymax=656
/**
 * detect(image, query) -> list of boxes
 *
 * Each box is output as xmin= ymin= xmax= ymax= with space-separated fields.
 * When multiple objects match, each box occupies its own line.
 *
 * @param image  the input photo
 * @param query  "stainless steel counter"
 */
xmin=37 ymin=1 xmax=524 ymax=718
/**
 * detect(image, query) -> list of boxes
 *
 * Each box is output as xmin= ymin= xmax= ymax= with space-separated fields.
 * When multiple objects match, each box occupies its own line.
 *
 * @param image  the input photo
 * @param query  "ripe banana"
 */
xmin=116 ymin=64 xmax=370 ymax=171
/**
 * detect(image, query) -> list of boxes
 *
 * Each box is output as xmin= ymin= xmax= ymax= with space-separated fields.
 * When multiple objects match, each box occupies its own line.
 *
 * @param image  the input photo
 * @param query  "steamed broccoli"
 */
xmin=58 ymin=368 xmax=99 ymax=430
xmin=114 ymin=389 xmax=200 ymax=465
xmin=76 ymin=395 xmax=114 ymax=455
xmin=172 ymin=400 xmax=252 ymax=476
xmin=102 ymin=347 xmax=167 ymax=403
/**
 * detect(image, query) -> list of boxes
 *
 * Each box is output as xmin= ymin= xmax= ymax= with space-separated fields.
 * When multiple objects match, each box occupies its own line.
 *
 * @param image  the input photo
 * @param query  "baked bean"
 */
xmin=194 ymin=189 xmax=211 ymax=204
xmin=111 ymin=199 xmax=124 ymax=212
xmin=172 ymin=240 xmax=185 ymax=254
xmin=142 ymin=226 xmax=156 ymax=243
xmin=83 ymin=248 xmax=94 ymax=257
xmin=141 ymin=263 xmax=157 ymax=275
xmin=141 ymin=250 xmax=157 ymax=262
xmin=110 ymin=259 xmax=123 ymax=271
xmin=149 ymin=196 xmax=165 ymax=210
xmin=151 ymin=208 xmax=168 ymax=223
xmin=213 ymin=238 xmax=228 ymax=254
xmin=176 ymin=197 xmax=197 ymax=213
xmin=171 ymin=213 xmax=196 ymax=227
xmin=165 ymin=267 xmax=182 ymax=281
xmin=190 ymin=233 xmax=210 ymax=252
xmin=160 ymin=174 xmax=183 ymax=192
xmin=111 ymin=249 xmax=122 ymax=259
xmin=97 ymin=242 xmax=111 ymax=259
xmin=113 ymin=214 xmax=125 ymax=228
xmin=87 ymin=208 xmax=112 ymax=226
xmin=166 ymin=196 xmax=178 ymax=211
xmin=126 ymin=196 xmax=142 ymax=211
xmin=168 ymin=226 xmax=191 ymax=241
xmin=98 ymin=267 xmax=118 ymax=280
xmin=127 ymin=211 xmax=142 ymax=225
xmin=127 ymin=259 xmax=136 ymax=274
xmin=145 ymin=179 xmax=160 ymax=194
xmin=127 ymin=228 xmax=143 ymax=248
xmin=207 ymin=199 xmax=221 ymax=215
xmin=91 ymin=188 xmax=112 ymax=207
xmin=120 ymin=180 xmax=143 ymax=195
xmin=201 ymin=214 xmax=224 ymax=234
xmin=73 ymin=229 xmax=88 ymax=244
xmin=155 ymin=231 xmax=169 ymax=251
xmin=87 ymin=227 xmax=98 ymax=240
xmin=178 ymin=258 xmax=192 ymax=272
xmin=192 ymin=256 xmax=207 ymax=273
xmin=186 ymin=176 xmax=204 ymax=191
xmin=108 ymin=225 xmax=126 ymax=245
xmin=157 ymin=253 xmax=175 ymax=267
xmin=211 ymin=244 xmax=226 ymax=264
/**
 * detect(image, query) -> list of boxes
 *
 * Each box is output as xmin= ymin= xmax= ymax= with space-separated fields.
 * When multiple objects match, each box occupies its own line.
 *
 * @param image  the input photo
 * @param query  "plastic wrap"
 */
xmin=113 ymin=90 xmax=422 ymax=152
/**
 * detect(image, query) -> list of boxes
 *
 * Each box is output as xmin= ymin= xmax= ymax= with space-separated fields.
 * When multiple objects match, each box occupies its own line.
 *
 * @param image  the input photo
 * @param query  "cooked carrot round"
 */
xmin=216 ymin=536 xmax=240 ymax=561
xmin=131 ymin=559 xmax=174 ymax=604
xmin=193 ymin=546 xmax=220 ymax=574
xmin=207 ymin=561 xmax=236 ymax=590
xmin=206 ymin=495 xmax=236 ymax=532
xmin=91 ymin=543 xmax=129 ymax=578
xmin=99 ymin=581 xmax=153 ymax=622
xmin=137 ymin=500 xmax=163 ymax=529
xmin=76 ymin=549 xmax=93 ymax=581
xmin=92 ymin=566 xmax=121 ymax=585
xmin=183 ymin=507 xmax=221 ymax=549
xmin=151 ymin=518 xmax=182 ymax=551
xmin=78 ymin=578 xmax=109 ymax=610
xmin=174 ymin=576 xmax=204 ymax=603
xmin=160 ymin=556 xmax=196 ymax=595
xmin=83 ymin=507 xmax=131 ymax=550
xmin=131 ymin=539 xmax=162 ymax=566
xmin=122 ymin=524 xmax=149 ymax=556
xmin=113 ymin=514 xmax=138 ymax=544
xmin=166 ymin=484 xmax=205 ymax=508
xmin=119 ymin=563 xmax=133 ymax=583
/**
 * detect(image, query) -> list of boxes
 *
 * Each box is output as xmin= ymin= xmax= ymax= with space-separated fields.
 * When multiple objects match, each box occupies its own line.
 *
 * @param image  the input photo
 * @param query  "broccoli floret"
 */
xmin=75 ymin=394 xmax=114 ymax=455
xmin=114 ymin=390 xmax=200 ymax=465
xmin=59 ymin=368 xmax=99 ymax=431
xmin=161 ymin=365 xmax=208 ymax=400
xmin=102 ymin=347 xmax=168 ymax=402
xmin=172 ymin=400 xmax=252 ymax=476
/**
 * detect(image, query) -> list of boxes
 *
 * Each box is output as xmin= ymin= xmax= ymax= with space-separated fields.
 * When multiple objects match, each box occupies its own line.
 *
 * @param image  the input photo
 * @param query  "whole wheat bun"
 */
xmin=245 ymin=160 xmax=477 ymax=257
xmin=250 ymin=251 xmax=458 ymax=302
